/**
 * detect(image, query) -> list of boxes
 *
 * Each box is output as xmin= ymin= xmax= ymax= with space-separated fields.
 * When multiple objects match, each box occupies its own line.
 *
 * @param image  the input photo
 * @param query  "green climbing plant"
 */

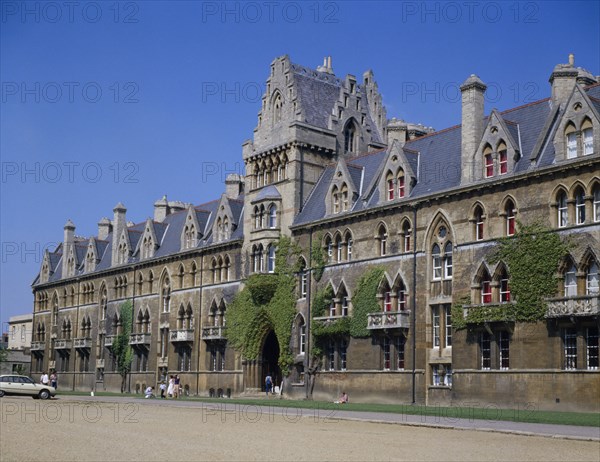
xmin=311 ymin=233 xmax=326 ymax=282
xmin=311 ymin=266 xmax=384 ymax=357
xmin=112 ymin=300 xmax=134 ymax=393
xmin=349 ymin=267 xmax=385 ymax=338
xmin=226 ymin=235 xmax=300 ymax=375
xmin=490 ymin=221 xmax=572 ymax=322
xmin=453 ymin=222 xmax=572 ymax=329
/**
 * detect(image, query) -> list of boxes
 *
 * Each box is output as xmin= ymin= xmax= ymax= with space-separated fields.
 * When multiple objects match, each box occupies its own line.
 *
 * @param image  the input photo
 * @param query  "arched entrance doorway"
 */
xmin=261 ymin=330 xmax=281 ymax=390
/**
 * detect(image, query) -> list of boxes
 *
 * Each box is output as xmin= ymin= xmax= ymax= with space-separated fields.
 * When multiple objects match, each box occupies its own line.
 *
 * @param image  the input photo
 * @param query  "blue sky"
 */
xmin=1 ymin=0 xmax=599 ymax=328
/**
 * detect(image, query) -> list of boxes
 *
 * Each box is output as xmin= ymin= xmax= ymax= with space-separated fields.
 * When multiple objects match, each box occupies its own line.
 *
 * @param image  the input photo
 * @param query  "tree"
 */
xmin=112 ymin=300 xmax=134 ymax=393
xmin=0 ymin=347 xmax=7 ymax=363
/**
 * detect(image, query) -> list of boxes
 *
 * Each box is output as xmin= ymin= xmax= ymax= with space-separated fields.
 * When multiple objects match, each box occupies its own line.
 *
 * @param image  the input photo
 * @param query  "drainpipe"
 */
xmin=304 ymin=228 xmax=313 ymax=399
xmin=197 ymin=253 xmax=204 ymax=397
xmin=299 ymin=145 xmax=305 ymax=213
xmin=411 ymin=205 xmax=418 ymax=405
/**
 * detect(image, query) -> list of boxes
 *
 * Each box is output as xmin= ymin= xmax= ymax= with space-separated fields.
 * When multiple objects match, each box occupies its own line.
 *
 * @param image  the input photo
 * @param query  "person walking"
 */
xmin=50 ymin=371 xmax=57 ymax=389
xmin=265 ymin=374 xmax=272 ymax=397
xmin=167 ymin=375 xmax=174 ymax=398
xmin=40 ymin=372 xmax=49 ymax=386
xmin=159 ymin=382 xmax=167 ymax=399
xmin=173 ymin=375 xmax=180 ymax=399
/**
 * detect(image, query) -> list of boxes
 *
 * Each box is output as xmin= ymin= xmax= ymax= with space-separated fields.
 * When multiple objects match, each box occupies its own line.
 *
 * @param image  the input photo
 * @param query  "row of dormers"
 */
xmin=38 ymin=190 xmax=245 ymax=284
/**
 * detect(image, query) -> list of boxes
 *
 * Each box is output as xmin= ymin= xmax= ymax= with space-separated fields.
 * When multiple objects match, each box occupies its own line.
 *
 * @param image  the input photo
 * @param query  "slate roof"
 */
xmin=37 ymin=195 xmax=245 ymax=285
xmin=293 ymin=85 xmax=597 ymax=226
xmin=291 ymin=63 xmax=383 ymax=143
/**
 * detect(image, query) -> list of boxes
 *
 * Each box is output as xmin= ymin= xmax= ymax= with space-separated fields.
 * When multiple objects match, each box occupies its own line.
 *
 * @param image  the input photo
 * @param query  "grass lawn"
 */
xmin=58 ymin=391 xmax=600 ymax=427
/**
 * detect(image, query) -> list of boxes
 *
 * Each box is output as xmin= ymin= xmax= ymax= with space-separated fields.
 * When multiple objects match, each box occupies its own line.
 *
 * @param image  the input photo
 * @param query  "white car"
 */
xmin=0 ymin=375 xmax=56 ymax=399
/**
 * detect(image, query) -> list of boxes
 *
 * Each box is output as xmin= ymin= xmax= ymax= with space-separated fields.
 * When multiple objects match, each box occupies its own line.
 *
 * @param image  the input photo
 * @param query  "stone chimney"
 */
xmin=317 ymin=56 xmax=334 ymax=75
xmin=460 ymin=74 xmax=487 ymax=184
xmin=62 ymin=219 xmax=75 ymax=276
xmin=154 ymin=196 xmax=169 ymax=222
xmin=111 ymin=202 xmax=126 ymax=265
xmin=387 ymin=119 xmax=408 ymax=146
xmin=225 ymin=174 xmax=244 ymax=199
xmin=549 ymin=54 xmax=579 ymax=107
xmin=97 ymin=217 xmax=112 ymax=240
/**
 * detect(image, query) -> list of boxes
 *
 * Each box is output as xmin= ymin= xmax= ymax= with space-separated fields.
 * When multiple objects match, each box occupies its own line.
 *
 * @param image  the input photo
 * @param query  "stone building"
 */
xmin=30 ymin=55 xmax=599 ymax=411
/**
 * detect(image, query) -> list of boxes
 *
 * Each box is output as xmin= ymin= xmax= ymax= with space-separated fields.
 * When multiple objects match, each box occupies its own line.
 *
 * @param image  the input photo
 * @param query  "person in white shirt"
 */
xmin=40 ymin=372 xmax=49 ymax=385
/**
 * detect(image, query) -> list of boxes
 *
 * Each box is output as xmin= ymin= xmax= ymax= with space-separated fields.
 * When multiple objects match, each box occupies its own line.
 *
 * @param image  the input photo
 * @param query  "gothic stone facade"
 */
xmin=31 ymin=55 xmax=600 ymax=411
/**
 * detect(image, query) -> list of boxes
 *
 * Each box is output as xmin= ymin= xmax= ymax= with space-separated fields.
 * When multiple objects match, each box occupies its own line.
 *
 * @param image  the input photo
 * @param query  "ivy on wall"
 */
xmin=349 ymin=267 xmax=385 ymax=338
xmin=311 ymin=233 xmax=326 ymax=282
xmin=113 ymin=300 xmax=134 ymax=393
xmin=311 ymin=267 xmax=384 ymax=356
xmin=453 ymin=222 xmax=572 ymax=329
xmin=226 ymin=236 xmax=300 ymax=375
xmin=490 ymin=222 xmax=571 ymax=322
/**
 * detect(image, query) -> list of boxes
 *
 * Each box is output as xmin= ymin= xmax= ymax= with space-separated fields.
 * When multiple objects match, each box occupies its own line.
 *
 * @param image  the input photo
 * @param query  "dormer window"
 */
xmin=341 ymin=183 xmax=349 ymax=212
xmin=584 ymin=128 xmax=594 ymax=155
xmin=397 ymin=169 xmax=405 ymax=198
xmin=332 ymin=186 xmax=340 ymax=214
xmin=565 ymin=123 xmax=577 ymax=159
xmin=142 ymin=236 xmax=153 ymax=259
xmin=498 ymin=142 xmax=508 ymax=175
xmin=484 ymin=144 xmax=493 ymax=178
xmin=386 ymin=171 xmax=394 ymax=200
xmin=118 ymin=242 xmax=128 ymax=264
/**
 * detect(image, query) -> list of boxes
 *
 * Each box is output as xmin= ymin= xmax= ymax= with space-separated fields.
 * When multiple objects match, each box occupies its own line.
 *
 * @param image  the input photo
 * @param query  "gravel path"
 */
xmin=2 ymin=397 xmax=599 ymax=462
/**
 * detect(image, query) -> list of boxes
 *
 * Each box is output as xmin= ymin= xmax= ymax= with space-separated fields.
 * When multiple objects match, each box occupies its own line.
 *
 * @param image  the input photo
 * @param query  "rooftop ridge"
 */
xmin=405 ymin=124 xmax=461 ymax=144
xmin=500 ymin=97 xmax=551 ymax=115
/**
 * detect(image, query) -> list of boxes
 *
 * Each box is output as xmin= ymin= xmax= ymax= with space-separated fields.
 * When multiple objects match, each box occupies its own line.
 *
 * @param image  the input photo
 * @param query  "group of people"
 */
xmin=40 ymin=371 xmax=58 ymax=389
xmin=144 ymin=375 xmax=183 ymax=399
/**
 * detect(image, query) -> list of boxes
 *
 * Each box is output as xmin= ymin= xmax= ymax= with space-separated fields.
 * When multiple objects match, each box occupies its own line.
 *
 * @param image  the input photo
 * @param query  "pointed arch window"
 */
xmin=481 ymin=270 xmax=492 ymax=304
xmin=484 ymin=144 xmax=494 ymax=178
xmin=397 ymin=279 xmax=407 ymax=311
xmin=386 ymin=171 xmax=394 ymax=201
xmin=161 ymin=277 xmax=171 ymax=312
xmin=341 ymin=183 xmax=349 ymax=211
xmin=397 ymin=169 xmax=405 ymax=198
xmin=298 ymin=258 xmax=308 ymax=299
xmin=377 ymin=225 xmax=387 ymax=256
xmin=401 ymin=220 xmax=412 ymax=251
xmin=52 ymin=294 xmax=59 ymax=326
xmin=344 ymin=231 xmax=353 ymax=261
xmin=557 ymin=191 xmax=568 ymax=228
xmin=344 ymin=121 xmax=357 ymax=153
xmin=575 ymin=188 xmax=586 ymax=225
xmin=474 ymin=205 xmax=485 ymax=240
xmin=273 ymin=92 xmax=282 ymax=124
xmin=566 ymin=123 xmax=577 ymax=159
xmin=254 ymin=206 xmax=260 ymax=230
xmin=324 ymin=236 xmax=333 ymax=263
xmin=582 ymin=119 xmax=594 ymax=155
xmin=499 ymin=268 xmax=511 ymax=303
xmin=443 ymin=242 xmax=453 ymax=279
xmin=332 ymin=186 xmax=340 ymax=214
xmin=432 ymin=244 xmax=442 ymax=280
xmin=505 ymin=200 xmax=516 ymax=236
xmin=587 ymin=260 xmax=599 ymax=295
xmin=497 ymin=141 xmax=508 ymax=175
xmin=267 ymin=244 xmax=276 ymax=273
xmin=335 ymin=234 xmax=343 ymax=262
xmin=594 ymin=185 xmax=600 ymax=222
xmin=564 ymin=264 xmax=577 ymax=297
xmin=100 ymin=286 xmax=107 ymax=321
xmin=268 ymin=204 xmax=277 ymax=228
